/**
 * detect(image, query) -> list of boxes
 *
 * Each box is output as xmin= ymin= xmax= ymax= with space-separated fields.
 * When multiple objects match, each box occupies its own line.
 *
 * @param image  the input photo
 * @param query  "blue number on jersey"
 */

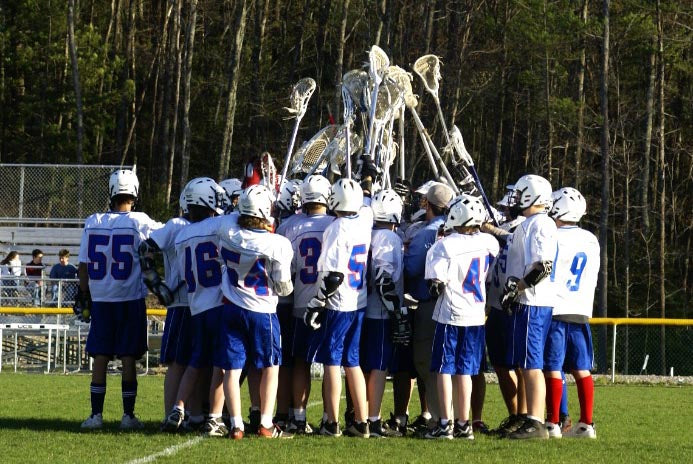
xmin=567 ymin=252 xmax=587 ymax=291
xmin=492 ymin=243 xmax=509 ymax=288
xmin=184 ymin=246 xmax=196 ymax=292
xmin=221 ymin=248 xmax=241 ymax=287
xmin=87 ymin=233 xmax=134 ymax=280
xmin=463 ymin=255 xmax=491 ymax=303
xmin=193 ymin=241 xmax=222 ymax=288
xmin=244 ymin=258 xmax=269 ymax=296
xmin=299 ymin=237 xmax=321 ymax=284
xmin=348 ymin=244 xmax=367 ymax=289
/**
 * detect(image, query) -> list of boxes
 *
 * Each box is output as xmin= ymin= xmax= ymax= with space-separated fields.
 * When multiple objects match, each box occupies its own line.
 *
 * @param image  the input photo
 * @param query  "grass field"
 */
xmin=0 ymin=373 xmax=691 ymax=463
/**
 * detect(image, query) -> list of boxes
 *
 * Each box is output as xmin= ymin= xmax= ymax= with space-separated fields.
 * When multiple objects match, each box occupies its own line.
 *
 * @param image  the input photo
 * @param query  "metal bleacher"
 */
xmin=0 ymin=226 xmax=82 ymax=260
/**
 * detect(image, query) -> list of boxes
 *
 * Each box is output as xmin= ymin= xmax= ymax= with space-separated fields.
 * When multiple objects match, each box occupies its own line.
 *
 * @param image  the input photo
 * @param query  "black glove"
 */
xmin=391 ymin=308 xmax=412 ymax=346
xmin=359 ymin=155 xmax=379 ymax=181
xmin=501 ymin=276 xmax=521 ymax=315
xmin=143 ymin=269 xmax=174 ymax=307
xmin=393 ymin=179 xmax=412 ymax=206
xmin=304 ymin=304 xmax=326 ymax=330
xmin=73 ymin=287 xmax=92 ymax=323
xmin=428 ymin=279 xmax=446 ymax=298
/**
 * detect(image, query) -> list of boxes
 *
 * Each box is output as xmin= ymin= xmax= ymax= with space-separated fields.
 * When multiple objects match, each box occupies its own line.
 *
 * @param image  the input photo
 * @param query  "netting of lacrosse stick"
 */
xmin=325 ymin=126 xmax=363 ymax=176
xmin=279 ymin=77 xmax=317 ymax=189
xmin=413 ymin=54 xmax=451 ymax=147
xmin=290 ymin=125 xmax=338 ymax=175
xmin=364 ymin=46 xmax=390 ymax=159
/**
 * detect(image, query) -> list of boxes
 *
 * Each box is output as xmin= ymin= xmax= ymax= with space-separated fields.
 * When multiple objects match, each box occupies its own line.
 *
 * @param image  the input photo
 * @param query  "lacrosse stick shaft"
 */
xmin=425 ymin=136 xmax=460 ymax=195
xmin=279 ymin=118 xmax=302 ymax=188
xmin=434 ymin=99 xmax=452 ymax=146
xmin=345 ymin=122 xmax=352 ymax=178
xmin=398 ymin=107 xmax=405 ymax=180
xmin=410 ymin=107 xmax=459 ymax=193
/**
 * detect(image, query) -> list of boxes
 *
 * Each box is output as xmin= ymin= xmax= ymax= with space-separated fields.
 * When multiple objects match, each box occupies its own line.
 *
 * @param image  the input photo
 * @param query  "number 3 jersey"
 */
xmin=78 ymin=211 xmax=163 ymax=302
xmin=218 ymin=226 xmax=294 ymax=314
xmin=149 ymin=217 xmax=191 ymax=308
xmin=552 ymin=226 xmax=600 ymax=318
xmin=317 ymin=210 xmax=373 ymax=312
xmin=425 ymin=232 xmax=499 ymax=326
xmin=276 ymin=213 xmax=335 ymax=316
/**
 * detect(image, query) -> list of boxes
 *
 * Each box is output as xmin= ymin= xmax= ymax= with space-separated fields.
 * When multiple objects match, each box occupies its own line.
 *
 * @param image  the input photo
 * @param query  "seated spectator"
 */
xmin=50 ymin=249 xmax=78 ymax=304
xmin=25 ymin=248 xmax=46 ymax=306
xmin=1 ymin=251 xmax=22 ymax=300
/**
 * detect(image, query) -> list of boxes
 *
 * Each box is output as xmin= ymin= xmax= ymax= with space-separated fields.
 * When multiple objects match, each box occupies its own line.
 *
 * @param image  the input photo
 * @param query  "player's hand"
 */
xmin=393 ymin=179 xmax=412 ymax=207
xmin=427 ymin=279 xmax=445 ymax=298
xmin=501 ymin=276 xmax=520 ymax=315
xmin=143 ymin=269 xmax=174 ymax=307
xmin=359 ymin=155 xmax=379 ymax=181
xmin=73 ymin=287 xmax=92 ymax=323
xmin=304 ymin=299 xmax=326 ymax=330
xmin=391 ymin=309 xmax=411 ymax=346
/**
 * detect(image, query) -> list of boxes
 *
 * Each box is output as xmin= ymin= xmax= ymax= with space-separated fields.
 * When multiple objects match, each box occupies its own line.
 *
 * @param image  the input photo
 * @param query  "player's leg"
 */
xmin=413 ymin=300 xmax=440 ymax=431
xmin=323 ymin=365 xmax=342 ymax=424
xmin=216 ymin=302 xmax=247 ymax=439
xmin=83 ymin=301 xmax=114 ymax=429
xmin=559 ymin=371 xmax=571 ymax=432
xmin=246 ymin=366 xmax=261 ymax=433
xmin=543 ymin=319 xmax=568 ymax=438
xmin=289 ymin=313 xmax=312 ymax=433
xmin=471 ymin=373 xmax=487 ymax=432
xmin=425 ymin=322 xmax=455 ymax=439
xmin=201 ymin=367 xmax=228 ymax=437
xmin=83 ymin=354 xmax=109 ymax=429
xmin=274 ymin=303 xmax=294 ymax=429
xmin=223 ymin=368 xmax=244 ymax=438
xmin=342 ymin=310 xmax=369 ymax=437
xmin=565 ymin=322 xmax=596 ymax=439
xmin=453 ymin=374 xmax=473 ymax=436
xmin=120 ymin=355 xmax=142 ymax=429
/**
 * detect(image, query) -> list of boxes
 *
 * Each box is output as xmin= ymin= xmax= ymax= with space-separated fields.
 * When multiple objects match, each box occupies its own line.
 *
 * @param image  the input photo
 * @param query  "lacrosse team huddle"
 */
xmin=75 ymin=46 xmax=599 ymax=441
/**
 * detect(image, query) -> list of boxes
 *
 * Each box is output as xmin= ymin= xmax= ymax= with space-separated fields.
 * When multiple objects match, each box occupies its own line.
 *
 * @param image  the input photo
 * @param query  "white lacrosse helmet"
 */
xmin=179 ymin=191 xmax=188 ymax=214
xmin=444 ymin=194 xmax=485 ymax=230
xmin=496 ymin=185 xmax=515 ymax=207
xmin=511 ymin=174 xmax=553 ymax=210
xmin=301 ymin=175 xmax=331 ymax=205
xmin=185 ymin=177 xmax=225 ymax=215
xmin=109 ymin=169 xmax=139 ymax=200
xmin=328 ymin=178 xmax=363 ymax=213
xmin=550 ymin=187 xmax=587 ymax=222
xmin=219 ymin=178 xmax=243 ymax=206
xmin=238 ymin=184 xmax=274 ymax=221
xmin=276 ymin=179 xmax=302 ymax=212
xmin=371 ymin=189 xmax=403 ymax=224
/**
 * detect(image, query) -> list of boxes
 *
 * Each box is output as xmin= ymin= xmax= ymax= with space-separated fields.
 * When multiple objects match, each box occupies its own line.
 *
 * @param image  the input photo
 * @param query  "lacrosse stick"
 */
xmin=279 ymin=77 xmax=317 ymax=189
xmin=290 ymin=125 xmax=338 ymax=176
xmin=398 ymin=105 xmax=406 ymax=180
xmin=260 ymin=152 xmax=279 ymax=195
xmin=306 ymin=125 xmax=363 ymax=177
xmin=363 ymin=45 xmax=390 ymax=160
xmin=413 ymin=55 xmax=452 ymax=147
xmin=447 ymin=125 xmax=497 ymax=224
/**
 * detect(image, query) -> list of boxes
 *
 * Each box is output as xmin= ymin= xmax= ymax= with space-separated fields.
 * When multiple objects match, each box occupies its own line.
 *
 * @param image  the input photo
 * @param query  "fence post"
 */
xmin=611 ymin=324 xmax=617 ymax=383
xmin=18 ymin=166 xmax=25 ymax=220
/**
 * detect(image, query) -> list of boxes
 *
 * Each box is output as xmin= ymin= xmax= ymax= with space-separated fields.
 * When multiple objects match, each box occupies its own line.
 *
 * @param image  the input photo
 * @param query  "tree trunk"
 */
xmin=218 ymin=0 xmax=249 ymax=179
xmin=597 ymin=0 xmax=610 ymax=373
xmin=165 ymin=0 xmax=184 ymax=206
xmin=179 ymin=0 xmax=198 ymax=191
xmin=575 ymin=0 xmax=588 ymax=189
xmin=543 ymin=0 xmax=553 ymax=183
xmin=641 ymin=39 xmax=656 ymax=234
xmin=67 ymin=0 xmax=84 ymax=164
xmin=492 ymin=10 xmax=508 ymax=199
xmin=334 ymin=0 xmax=350 ymax=121
xmin=656 ymin=0 xmax=666 ymax=375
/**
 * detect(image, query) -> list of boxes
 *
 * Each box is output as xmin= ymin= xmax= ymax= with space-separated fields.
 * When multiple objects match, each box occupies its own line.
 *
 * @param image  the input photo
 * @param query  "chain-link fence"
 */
xmin=0 ymin=164 xmax=135 ymax=224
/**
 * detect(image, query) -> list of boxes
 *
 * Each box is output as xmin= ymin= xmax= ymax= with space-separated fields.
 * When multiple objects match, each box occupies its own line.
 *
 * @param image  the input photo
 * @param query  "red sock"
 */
xmin=545 ymin=377 xmax=563 ymax=424
xmin=575 ymin=375 xmax=594 ymax=424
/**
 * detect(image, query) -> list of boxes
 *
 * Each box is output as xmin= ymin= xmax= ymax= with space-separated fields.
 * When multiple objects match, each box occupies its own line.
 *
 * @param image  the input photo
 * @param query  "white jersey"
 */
xmin=277 ymin=212 xmax=335 ymax=317
xmin=356 ymin=205 xmax=374 ymax=310
xmin=551 ymin=226 xmax=600 ymax=317
xmin=218 ymin=225 xmax=293 ymax=314
xmin=150 ymin=217 xmax=190 ymax=308
xmin=174 ymin=215 xmax=231 ymax=316
xmin=366 ymin=228 xmax=404 ymax=320
xmin=425 ymin=232 xmax=499 ymax=326
xmin=487 ymin=216 xmax=526 ymax=311
xmin=78 ymin=211 xmax=162 ymax=302
xmin=317 ymin=209 xmax=373 ymax=312
xmin=507 ymin=212 xmax=558 ymax=307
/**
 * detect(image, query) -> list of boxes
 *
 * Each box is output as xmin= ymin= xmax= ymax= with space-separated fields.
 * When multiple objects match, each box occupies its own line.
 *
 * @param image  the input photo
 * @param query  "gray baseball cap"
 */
xmin=426 ymin=183 xmax=454 ymax=208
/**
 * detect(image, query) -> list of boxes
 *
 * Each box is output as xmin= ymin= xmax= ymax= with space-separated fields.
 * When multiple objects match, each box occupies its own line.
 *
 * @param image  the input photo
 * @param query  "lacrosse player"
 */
xmin=166 ymin=178 xmax=230 ymax=437
xmin=361 ymin=189 xmax=407 ymax=437
xmin=305 ymin=178 xmax=373 ymax=438
xmin=543 ymin=187 xmax=599 ymax=439
xmin=220 ymin=178 xmax=243 ymax=212
xmin=77 ymin=169 xmax=162 ymax=430
xmin=423 ymin=195 xmax=499 ymax=439
xmin=276 ymin=175 xmax=334 ymax=434
xmin=500 ymin=174 xmax=558 ymax=439
xmin=216 ymin=184 xmax=295 ymax=439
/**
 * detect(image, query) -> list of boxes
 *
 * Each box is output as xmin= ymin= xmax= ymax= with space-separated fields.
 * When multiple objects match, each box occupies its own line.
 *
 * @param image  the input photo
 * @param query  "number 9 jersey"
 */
xmin=551 ymin=226 xmax=600 ymax=318
xmin=78 ymin=211 xmax=162 ymax=301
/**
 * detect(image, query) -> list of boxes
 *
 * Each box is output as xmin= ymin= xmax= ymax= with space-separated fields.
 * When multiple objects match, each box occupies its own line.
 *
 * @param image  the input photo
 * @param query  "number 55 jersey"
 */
xmin=552 ymin=226 xmax=600 ymax=318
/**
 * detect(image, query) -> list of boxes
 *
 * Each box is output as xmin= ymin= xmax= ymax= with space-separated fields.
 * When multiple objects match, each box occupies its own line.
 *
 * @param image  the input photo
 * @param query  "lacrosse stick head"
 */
xmin=413 ymin=54 xmax=442 ymax=97
xmin=285 ymin=77 xmax=316 ymax=119
xmin=367 ymin=81 xmax=404 ymax=124
xmin=290 ymin=125 xmax=338 ymax=175
xmin=448 ymin=125 xmax=474 ymax=166
xmin=386 ymin=65 xmax=418 ymax=109
xmin=342 ymin=69 xmax=369 ymax=112
xmin=325 ymin=126 xmax=363 ymax=175
xmin=368 ymin=45 xmax=390 ymax=82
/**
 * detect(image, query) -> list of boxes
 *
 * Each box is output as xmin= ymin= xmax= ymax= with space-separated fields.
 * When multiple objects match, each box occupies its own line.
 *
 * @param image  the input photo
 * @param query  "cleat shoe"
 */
xmin=344 ymin=409 xmax=355 ymax=429
xmin=163 ymin=409 xmax=184 ymax=433
xmin=273 ymin=413 xmax=289 ymax=431
xmin=201 ymin=417 xmax=229 ymax=437
xmin=453 ymin=421 xmax=475 ymax=440
xmin=247 ymin=409 xmax=261 ymax=434
xmin=368 ymin=419 xmax=401 ymax=438
xmin=491 ymin=415 xmax=524 ymax=437
xmin=229 ymin=427 xmax=244 ymax=440
xmin=181 ymin=418 xmax=205 ymax=433
xmin=559 ymin=414 xmax=573 ymax=434
xmin=120 ymin=414 xmax=144 ymax=430
xmin=81 ymin=413 xmax=103 ymax=430
xmin=546 ymin=421 xmax=562 ymax=438
xmin=318 ymin=421 xmax=342 ymax=437
xmin=508 ymin=418 xmax=549 ymax=440
xmin=258 ymin=424 xmax=294 ymax=439
xmin=408 ymin=414 xmax=430 ymax=434
xmin=384 ymin=413 xmax=408 ymax=436
xmin=472 ymin=420 xmax=490 ymax=435
xmin=287 ymin=419 xmax=313 ymax=435
xmin=564 ymin=422 xmax=596 ymax=439
xmin=424 ymin=421 xmax=454 ymax=440
xmin=343 ymin=421 xmax=370 ymax=438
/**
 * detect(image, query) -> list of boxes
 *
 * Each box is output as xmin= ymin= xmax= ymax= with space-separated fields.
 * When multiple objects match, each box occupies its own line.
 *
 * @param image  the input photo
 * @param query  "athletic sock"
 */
xmin=260 ymin=414 xmax=273 ymax=429
xmin=575 ymin=375 xmax=594 ymax=424
xmin=90 ymin=382 xmax=106 ymax=416
xmin=545 ymin=377 xmax=563 ymax=424
xmin=232 ymin=416 xmax=244 ymax=431
xmin=421 ymin=411 xmax=432 ymax=421
xmin=368 ymin=416 xmax=380 ymax=423
xmin=122 ymin=381 xmax=138 ymax=417
xmin=440 ymin=418 xmax=449 ymax=426
xmin=294 ymin=409 xmax=306 ymax=421
xmin=396 ymin=415 xmax=408 ymax=426
xmin=560 ymin=372 xmax=569 ymax=417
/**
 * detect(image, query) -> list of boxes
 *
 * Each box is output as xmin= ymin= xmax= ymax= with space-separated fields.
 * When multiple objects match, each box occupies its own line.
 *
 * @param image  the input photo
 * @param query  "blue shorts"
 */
xmin=160 ymin=306 xmax=192 ymax=365
xmin=509 ymin=304 xmax=553 ymax=369
xmin=486 ymin=308 xmax=513 ymax=368
xmin=290 ymin=314 xmax=313 ymax=361
xmin=360 ymin=318 xmax=393 ymax=373
xmin=86 ymin=298 xmax=147 ymax=359
xmin=544 ymin=320 xmax=594 ymax=372
xmin=188 ymin=306 xmax=223 ymax=368
xmin=277 ymin=303 xmax=294 ymax=368
xmin=430 ymin=323 xmax=485 ymax=376
xmin=307 ymin=308 xmax=364 ymax=367
xmin=216 ymin=302 xmax=281 ymax=370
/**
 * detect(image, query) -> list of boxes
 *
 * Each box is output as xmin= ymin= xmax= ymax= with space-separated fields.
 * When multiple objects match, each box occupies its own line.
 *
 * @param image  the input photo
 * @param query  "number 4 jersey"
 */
xmin=552 ymin=226 xmax=600 ymax=318
xmin=425 ymin=232 xmax=499 ymax=326
xmin=78 ymin=211 xmax=163 ymax=302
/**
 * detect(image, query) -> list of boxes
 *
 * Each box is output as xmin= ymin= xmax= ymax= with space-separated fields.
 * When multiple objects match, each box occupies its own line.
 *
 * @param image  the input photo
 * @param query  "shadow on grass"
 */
xmin=0 ymin=417 xmax=165 ymax=435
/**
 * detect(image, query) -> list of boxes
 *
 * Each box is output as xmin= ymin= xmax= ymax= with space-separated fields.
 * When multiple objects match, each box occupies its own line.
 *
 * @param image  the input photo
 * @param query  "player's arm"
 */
xmin=303 ymin=271 xmax=343 ymax=329
xmin=500 ymin=260 xmax=553 ymax=313
xmin=270 ymin=245 xmax=294 ymax=297
xmin=424 ymin=242 xmax=448 ymax=298
xmin=138 ymin=238 xmax=175 ymax=306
